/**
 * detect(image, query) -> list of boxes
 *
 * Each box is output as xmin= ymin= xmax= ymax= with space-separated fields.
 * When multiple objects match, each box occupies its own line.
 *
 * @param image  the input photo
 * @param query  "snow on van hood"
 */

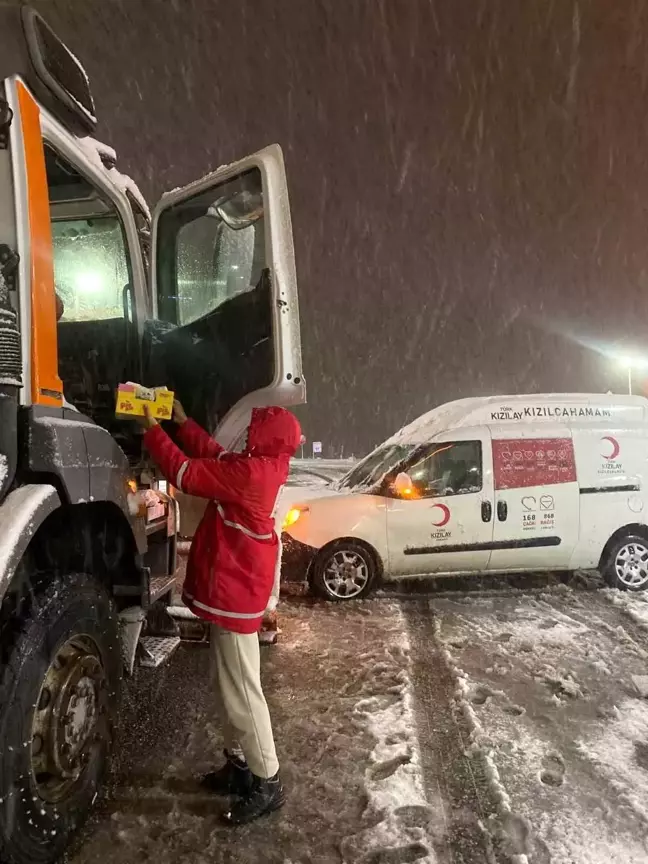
xmin=276 ymin=483 xmax=342 ymax=529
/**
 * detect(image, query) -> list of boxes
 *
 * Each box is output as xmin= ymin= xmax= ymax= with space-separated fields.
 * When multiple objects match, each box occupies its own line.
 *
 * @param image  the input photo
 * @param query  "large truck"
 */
xmin=0 ymin=6 xmax=305 ymax=863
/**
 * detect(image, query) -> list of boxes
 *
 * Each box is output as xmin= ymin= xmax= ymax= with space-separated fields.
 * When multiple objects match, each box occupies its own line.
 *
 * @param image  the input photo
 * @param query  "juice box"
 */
xmin=115 ymin=382 xmax=174 ymax=420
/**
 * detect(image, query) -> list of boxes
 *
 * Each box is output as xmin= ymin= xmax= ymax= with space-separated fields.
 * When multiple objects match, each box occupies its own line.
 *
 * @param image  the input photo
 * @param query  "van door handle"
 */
xmin=481 ymin=500 xmax=492 ymax=522
xmin=497 ymin=500 xmax=508 ymax=522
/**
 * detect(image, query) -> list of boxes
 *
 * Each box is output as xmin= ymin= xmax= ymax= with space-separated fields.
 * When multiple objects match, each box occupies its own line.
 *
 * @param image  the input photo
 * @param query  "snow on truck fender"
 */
xmin=0 ymin=484 xmax=61 ymax=598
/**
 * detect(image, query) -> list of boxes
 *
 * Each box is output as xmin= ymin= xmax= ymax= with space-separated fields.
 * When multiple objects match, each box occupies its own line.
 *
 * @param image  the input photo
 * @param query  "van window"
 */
xmin=406 ymin=441 xmax=482 ymax=498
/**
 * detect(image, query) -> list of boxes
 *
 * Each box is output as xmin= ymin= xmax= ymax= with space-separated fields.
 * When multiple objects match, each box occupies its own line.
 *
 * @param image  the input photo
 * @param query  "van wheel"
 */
xmin=603 ymin=534 xmax=648 ymax=592
xmin=310 ymin=541 xmax=377 ymax=601
xmin=0 ymin=573 xmax=120 ymax=864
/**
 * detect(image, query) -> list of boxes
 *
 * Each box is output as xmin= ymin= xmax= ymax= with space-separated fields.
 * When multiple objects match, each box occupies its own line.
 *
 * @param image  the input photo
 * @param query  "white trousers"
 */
xmin=210 ymin=625 xmax=279 ymax=778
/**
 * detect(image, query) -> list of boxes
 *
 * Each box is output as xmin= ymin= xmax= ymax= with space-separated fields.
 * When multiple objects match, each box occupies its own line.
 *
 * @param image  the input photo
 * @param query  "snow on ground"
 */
xmin=341 ymin=612 xmax=436 ymax=864
xmin=69 ymin=600 xmax=436 ymax=864
xmin=602 ymin=587 xmax=648 ymax=634
xmin=431 ymin=585 xmax=648 ymax=863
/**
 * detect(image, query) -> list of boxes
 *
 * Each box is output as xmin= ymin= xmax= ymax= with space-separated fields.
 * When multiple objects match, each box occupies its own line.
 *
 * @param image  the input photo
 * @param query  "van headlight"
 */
xmin=282 ymin=506 xmax=309 ymax=530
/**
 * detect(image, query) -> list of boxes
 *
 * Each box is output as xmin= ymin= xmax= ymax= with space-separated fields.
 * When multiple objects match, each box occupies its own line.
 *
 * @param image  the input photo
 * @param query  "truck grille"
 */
xmin=0 ymin=307 xmax=21 ymax=387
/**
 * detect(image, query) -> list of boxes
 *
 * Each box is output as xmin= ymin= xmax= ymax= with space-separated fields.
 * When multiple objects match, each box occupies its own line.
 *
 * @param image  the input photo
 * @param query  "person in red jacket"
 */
xmin=142 ymin=399 xmax=301 ymax=825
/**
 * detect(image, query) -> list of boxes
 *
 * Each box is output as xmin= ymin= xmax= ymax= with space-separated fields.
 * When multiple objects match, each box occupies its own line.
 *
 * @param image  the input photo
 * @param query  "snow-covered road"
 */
xmin=420 ymin=582 xmax=648 ymax=863
xmin=69 ymin=599 xmax=435 ymax=864
xmin=67 ymin=580 xmax=648 ymax=864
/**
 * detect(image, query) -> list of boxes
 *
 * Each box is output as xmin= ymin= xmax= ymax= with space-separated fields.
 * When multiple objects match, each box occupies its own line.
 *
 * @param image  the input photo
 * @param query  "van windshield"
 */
xmin=338 ymin=444 xmax=416 ymax=491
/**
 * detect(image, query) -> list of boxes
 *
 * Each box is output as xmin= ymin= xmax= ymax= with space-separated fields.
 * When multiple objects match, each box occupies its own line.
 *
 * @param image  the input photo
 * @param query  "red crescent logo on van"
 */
xmin=601 ymin=436 xmax=620 ymax=460
xmin=431 ymin=503 xmax=451 ymax=527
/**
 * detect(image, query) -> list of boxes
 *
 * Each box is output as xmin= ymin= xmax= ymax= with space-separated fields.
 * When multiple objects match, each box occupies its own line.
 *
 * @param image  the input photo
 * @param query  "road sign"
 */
xmin=312 ymin=441 xmax=322 ymax=455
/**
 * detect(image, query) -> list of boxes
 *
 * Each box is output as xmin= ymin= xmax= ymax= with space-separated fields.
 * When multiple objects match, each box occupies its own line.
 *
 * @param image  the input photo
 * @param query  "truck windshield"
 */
xmin=339 ymin=443 xmax=416 ymax=491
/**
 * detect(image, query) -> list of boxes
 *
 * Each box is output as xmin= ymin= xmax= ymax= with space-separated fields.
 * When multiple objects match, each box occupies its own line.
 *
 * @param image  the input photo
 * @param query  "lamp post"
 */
xmin=618 ymin=357 xmax=648 ymax=395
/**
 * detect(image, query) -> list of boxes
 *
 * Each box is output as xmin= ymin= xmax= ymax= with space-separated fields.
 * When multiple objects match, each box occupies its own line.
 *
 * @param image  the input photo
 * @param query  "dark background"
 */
xmin=20 ymin=0 xmax=648 ymax=455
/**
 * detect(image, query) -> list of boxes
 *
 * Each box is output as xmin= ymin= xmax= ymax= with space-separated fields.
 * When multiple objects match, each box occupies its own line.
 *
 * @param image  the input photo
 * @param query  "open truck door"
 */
xmin=149 ymin=146 xmax=306 ymax=448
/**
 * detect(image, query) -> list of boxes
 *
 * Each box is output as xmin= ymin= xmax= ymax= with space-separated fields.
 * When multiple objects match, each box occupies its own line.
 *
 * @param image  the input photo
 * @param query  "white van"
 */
xmin=281 ymin=394 xmax=648 ymax=600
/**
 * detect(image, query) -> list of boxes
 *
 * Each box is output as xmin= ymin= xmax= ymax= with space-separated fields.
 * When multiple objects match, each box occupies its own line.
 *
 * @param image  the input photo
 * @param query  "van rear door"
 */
xmin=487 ymin=425 xmax=579 ymax=572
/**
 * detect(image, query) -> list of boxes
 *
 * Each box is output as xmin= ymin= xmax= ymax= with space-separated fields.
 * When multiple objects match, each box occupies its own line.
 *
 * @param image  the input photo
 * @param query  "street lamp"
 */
xmin=618 ymin=356 xmax=648 ymax=395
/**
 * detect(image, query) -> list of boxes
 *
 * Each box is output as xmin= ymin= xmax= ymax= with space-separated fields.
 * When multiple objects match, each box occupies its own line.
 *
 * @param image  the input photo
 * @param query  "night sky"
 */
xmin=20 ymin=0 xmax=648 ymax=455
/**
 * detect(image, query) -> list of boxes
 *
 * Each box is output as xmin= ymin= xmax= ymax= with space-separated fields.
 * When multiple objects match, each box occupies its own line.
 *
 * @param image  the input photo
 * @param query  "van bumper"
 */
xmin=281 ymin=532 xmax=317 ymax=582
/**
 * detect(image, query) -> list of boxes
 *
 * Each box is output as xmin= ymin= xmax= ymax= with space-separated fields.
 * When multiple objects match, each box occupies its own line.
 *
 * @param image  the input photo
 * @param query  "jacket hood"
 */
xmin=245 ymin=406 xmax=302 ymax=458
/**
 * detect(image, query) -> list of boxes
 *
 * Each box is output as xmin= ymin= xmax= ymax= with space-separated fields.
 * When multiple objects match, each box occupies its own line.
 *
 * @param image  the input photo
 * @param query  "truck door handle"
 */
xmin=497 ymin=500 xmax=508 ymax=522
xmin=481 ymin=500 xmax=492 ymax=522
xmin=123 ymin=283 xmax=134 ymax=323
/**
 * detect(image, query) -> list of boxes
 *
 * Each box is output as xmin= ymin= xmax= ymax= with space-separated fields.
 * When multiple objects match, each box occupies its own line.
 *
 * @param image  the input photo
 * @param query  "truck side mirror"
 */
xmin=393 ymin=471 xmax=414 ymax=498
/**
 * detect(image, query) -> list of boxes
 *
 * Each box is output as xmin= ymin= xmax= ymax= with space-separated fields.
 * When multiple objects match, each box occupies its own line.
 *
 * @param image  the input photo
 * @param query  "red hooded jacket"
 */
xmin=144 ymin=407 xmax=301 ymax=633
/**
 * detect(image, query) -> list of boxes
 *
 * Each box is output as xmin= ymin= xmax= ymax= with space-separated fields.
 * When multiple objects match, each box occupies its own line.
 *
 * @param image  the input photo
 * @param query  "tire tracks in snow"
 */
xmin=402 ymin=598 xmax=502 ymax=864
xmin=421 ymin=587 xmax=648 ymax=863
xmin=341 ymin=604 xmax=437 ymax=864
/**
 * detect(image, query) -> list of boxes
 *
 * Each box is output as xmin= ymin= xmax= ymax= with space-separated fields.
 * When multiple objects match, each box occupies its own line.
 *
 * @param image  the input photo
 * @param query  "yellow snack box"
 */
xmin=115 ymin=382 xmax=174 ymax=420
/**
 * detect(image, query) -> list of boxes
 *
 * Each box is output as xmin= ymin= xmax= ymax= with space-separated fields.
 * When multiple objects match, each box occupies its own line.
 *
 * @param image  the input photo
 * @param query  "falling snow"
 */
xmin=21 ymin=0 xmax=648 ymax=454
xmin=3 ymin=1 xmax=648 ymax=861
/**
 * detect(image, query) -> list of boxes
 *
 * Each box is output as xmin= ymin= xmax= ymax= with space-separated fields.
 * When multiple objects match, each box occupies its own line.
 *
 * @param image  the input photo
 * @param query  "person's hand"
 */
xmin=140 ymin=404 xmax=159 ymax=429
xmin=173 ymin=399 xmax=188 ymax=426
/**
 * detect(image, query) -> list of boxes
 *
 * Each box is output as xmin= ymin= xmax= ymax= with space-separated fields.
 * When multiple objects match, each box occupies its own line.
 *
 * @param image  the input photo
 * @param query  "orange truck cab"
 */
xmin=0 ymin=6 xmax=305 ymax=862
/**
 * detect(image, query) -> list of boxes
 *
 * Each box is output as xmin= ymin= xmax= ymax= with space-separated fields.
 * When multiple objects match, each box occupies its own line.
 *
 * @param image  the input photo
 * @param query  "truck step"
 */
xmin=139 ymin=636 xmax=181 ymax=668
xmin=150 ymin=574 xmax=177 ymax=604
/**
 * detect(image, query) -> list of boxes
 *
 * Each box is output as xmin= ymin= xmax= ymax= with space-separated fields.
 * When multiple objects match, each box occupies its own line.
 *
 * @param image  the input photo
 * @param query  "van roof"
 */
xmin=385 ymin=394 xmax=648 ymax=445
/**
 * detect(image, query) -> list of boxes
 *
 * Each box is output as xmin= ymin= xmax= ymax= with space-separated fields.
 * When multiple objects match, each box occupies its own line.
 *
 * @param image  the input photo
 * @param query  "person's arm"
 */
xmin=177 ymin=418 xmax=225 ymax=459
xmin=172 ymin=400 xmax=224 ymax=459
xmin=144 ymin=424 xmax=246 ymax=501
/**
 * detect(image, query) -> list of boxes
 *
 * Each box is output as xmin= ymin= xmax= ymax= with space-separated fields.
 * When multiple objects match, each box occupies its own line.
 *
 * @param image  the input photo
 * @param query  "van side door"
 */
xmin=385 ymin=428 xmax=495 ymax=576
xmin=487 ymin=425 xmax=580 ymax=572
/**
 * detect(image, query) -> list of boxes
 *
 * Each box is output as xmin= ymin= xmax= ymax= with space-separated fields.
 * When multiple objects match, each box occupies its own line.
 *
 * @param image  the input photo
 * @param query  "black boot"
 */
xmin=222 ymin=772 xmax=286 ymax=825
xmin=201 ymin=751 xmax=253 ymax=797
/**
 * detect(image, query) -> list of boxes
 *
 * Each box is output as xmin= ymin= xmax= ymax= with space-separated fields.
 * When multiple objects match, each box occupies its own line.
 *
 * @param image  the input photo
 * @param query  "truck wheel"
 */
xmin=603 ymin=534 xmax=648 ymax=592
xmin=0 ymin=573 xmax=120 ymax=864
xmin=310 ymin=541 xmax=377 ymax=601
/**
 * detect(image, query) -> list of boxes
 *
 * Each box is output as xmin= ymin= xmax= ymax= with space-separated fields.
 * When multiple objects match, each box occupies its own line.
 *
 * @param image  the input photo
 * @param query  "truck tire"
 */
xmin=310 ymin=540 xmax=377 ymax=601
xmin=602 ymin=533 xmax=648 ymax=592
xmin=0 ymin=572 xmax=120 ymax=864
